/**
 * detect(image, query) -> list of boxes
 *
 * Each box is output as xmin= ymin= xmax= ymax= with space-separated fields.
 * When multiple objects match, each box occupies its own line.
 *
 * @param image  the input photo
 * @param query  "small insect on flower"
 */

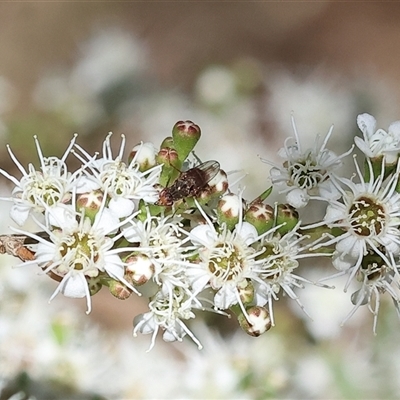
xmin=156 ymin=160 xmax=220 ymax=206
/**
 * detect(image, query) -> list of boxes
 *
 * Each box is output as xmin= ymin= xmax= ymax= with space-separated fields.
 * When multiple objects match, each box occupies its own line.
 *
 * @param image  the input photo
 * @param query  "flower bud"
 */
xmin=217 ymin=193 xmax=242 ymax=230
xmin=172 ymin=120 xmax=201 ymax=161
xmin=160 ymin=136 xmax=175 ymax=150
xmin=208 ymin=169 xmax=229 ymax=198
xmin=238 ymin=279 xmax=254 ymax=304
xmin=276 ymin=204 xmax=299 ymax=235
xmin=156 ymin=147 xmax=182 ymax=187
xmin=76 ymin=190 xmax=104 ymax=222
xmin=238 ymin=306 xmax=272 ymax=337
xmin=108 ymin=279 xmax=132 ymax=300
xmin=245 ymin=202 xmax=274 ymax=235
xmin=129 ymin=142 xmax=157 ymax=171
xmin=125 ymin=254 xmax=154 ymax=286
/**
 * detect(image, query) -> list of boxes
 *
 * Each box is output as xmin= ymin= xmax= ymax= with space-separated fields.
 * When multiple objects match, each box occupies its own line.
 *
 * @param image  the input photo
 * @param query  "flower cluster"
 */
xmin=272 ymin=113 xmax=400 ymax=333
xmin=1 ymin=112 xmax=400 ymax=349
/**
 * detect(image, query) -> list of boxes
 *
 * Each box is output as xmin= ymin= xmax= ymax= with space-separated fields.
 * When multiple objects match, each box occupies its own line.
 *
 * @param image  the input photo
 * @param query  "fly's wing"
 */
xmin=157 ymin=160 xmax=221 ymax=205
xmin=196 ymin=160 xmax=220 ymax=184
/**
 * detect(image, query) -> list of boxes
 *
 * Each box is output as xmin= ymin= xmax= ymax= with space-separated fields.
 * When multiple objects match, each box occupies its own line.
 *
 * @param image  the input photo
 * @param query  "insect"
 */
xmin=156 ymin=160 xmax=220 ymax=206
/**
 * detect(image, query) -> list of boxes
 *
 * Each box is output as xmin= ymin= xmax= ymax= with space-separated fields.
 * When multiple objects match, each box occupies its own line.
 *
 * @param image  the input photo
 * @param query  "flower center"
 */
xmin=23 ymin=171 xmax=68 ymax=207
xmin=288 ymin=157 xmax=325 ymax=189
xmin=59 ymin=232 xmax=100 ymax=272
xmin=208 ymin=242 xmax=244 ymax=286
xmin=148 ymin=223 xmax=181 ymax=260
xmin=348 ymin=196 xmax=386 ymax=237
xmin=359 ymin=248 xmax=393 ymax=284
xmin=150 ymin=287 xmax=193 ymax=322
xmin=256 ymin=241 xmax=298 ymax=281
xmin=101 ymin=161 xmax=142 ymax=197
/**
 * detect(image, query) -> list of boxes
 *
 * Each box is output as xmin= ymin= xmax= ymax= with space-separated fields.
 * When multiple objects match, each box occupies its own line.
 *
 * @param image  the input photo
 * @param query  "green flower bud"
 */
xmin=160 ymin=136 xmax=175 ymax=150
xmin=108 ymin=279 xmax=132 ymax=300
xmin=156 ymin=147 xmax=182 ymax=187
xmin=276 ymin=204 xmax=299 ymax=235
xmin=238 ymin=306 xmax=272 ymax=337
xmin=76 ymin=190 xmax=104 ymax=223
xmin=183 ymin=190 xmax=211 ymax=209
xmin=172 ymin=120 xmax=201 ymax=161
xmin=245 ymin=202 xmax=274 ymax=235
xmin=217 ymin=193 xmax=242 ymax=230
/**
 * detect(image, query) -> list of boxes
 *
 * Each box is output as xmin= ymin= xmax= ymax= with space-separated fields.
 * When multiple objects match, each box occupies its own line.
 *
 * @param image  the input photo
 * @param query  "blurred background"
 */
xmin=1 ymin=2 xmax=400 ymax=399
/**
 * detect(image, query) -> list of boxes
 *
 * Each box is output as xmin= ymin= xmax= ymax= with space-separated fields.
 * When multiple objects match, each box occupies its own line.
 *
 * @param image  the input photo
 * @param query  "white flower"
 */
xmin=122 ymin=212 xmax=192 ymax=296
xmin=188 ymin=215 xmax=259 ymax=311
xmin=251 ymin=225 xmax=322 ymax=325
xmin=309 ymin=157 xmax=400 ymax=287
xmin=355 ymin=113 xmax=400 ymax=163
xmin=186 ymin=198 xmax=323 ymax=326
xmin=264 ymin=116 xmax=352 ymax=208
xmin=13 ymin=204 xmax=139 ymax=313
xmin=133 ymin=287 xmax=203 ymax=351
xmin=341 ymin=249 xmax=400 ymax=334
xmin=0 ymin=135 xmax=83 ymax=226
xmin=75 ymin=134 xmax=161 ymax=218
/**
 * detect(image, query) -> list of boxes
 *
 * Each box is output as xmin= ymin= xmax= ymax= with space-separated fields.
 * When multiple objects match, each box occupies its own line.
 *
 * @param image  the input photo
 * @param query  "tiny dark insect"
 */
xmin=156 ymin=160 xmax=220 ymax=206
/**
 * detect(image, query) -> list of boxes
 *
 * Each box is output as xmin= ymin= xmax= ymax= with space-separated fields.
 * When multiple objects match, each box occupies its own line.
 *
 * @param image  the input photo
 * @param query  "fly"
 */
xmin=156 ymin=160 xmax=220 ymax=206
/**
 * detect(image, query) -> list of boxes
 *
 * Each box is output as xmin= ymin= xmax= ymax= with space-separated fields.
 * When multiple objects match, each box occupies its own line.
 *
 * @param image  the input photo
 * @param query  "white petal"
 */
xmin=270 ymin=167 xmax=285 ymax=180
xmin=354 ymin=136 xmax=374 ymax=158
xmin=122 ymin=220 xmax=143 ymax=243
xmin=324 ymin=203 xmax=345 ymax=222
xmin=286 ymin=188 xmax=309 ymax=208
xmin=35 ymin=241 xmax=57 ymax=263
xmin=388 ymin=120 xmax=400 ymax=137
xmin=357 ymin=113 xmax=376 ymax=138
xmin=60 ymin=272 xmax=88 ymax=298
xmin=134 ymin=312 xmax=156 ymax=334
xmin=95 ymin=207 xmax=120 ymax=235
xmin=186 ymin=267 xmax=210 ymax=292
xmin=236 ymin=221 xmax=258 ymax=245
xmin=336 ymin=235 xmax=361 ymax=259
xmin=109 ymin=197 xmax=135 ymax=218
xmin=214 ymin=285 xmax=237 ymax=309
xmin=379 ymin=232 xmax=400 ymax=255
xmin=317 ymin=180 xmax=341 ymax=200
xmin=75 ymin=175 xmax=100 ymax=193
xmin=190 ymin=224 xmax=216 ymax=247
xmin=103 ymin=254 xmax=125 ymax=279
xmin=163 ymin=329 xmax=179 ymax=343
xmin=47 ymin=205 xmax=76 ymax=229
xmin=332 ymin=251 xmax=355 ymax=271
xmin=10 ymin=204 xmax=30 ymax=226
